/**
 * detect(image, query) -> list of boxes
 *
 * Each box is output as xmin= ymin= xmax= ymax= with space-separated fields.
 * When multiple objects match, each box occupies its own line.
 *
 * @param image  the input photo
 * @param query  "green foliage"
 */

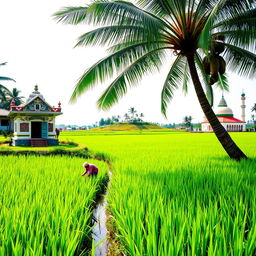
xmin=53 ymin=6 xmax=88 ymax=24
xmin=183 ymin=115 xmax=193 ymax=129
xmin=0 ymin=155 xmax=108 ymax=255
xmin=0 ymin=62 xmax=15 ymax=105
xmin=0 ymin=87 xmax=25 ymax=110
xmin=60 ymin=130 xmax=256 ymax=255
xmin=217 ymin=73 xmax=229 ymax=91
xmin=0 ymin=130 xmax=13 ymax=139
xmin=1 ymin=131 xmax=254 ymax=254
xmin=161 ymin=56 xmax=189 ymax=116
xmin=252 ymin=104 xmax=256 ymax=113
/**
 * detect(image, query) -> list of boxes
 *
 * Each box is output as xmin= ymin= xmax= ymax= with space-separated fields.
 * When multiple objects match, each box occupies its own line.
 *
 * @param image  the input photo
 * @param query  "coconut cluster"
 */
xmin=202 ymin=35 xmax=226 ymax=85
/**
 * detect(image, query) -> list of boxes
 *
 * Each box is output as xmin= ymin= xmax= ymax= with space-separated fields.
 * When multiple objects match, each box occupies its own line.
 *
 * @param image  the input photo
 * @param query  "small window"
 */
xmin=1 ymin=119 xmax=9 ymax=126
xmin=35 ymin=104 xmax=40 ymax=110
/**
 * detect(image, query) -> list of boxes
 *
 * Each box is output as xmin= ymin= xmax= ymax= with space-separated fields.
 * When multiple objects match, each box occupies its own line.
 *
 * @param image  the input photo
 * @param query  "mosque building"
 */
xmin=201 ymin=93 xmax=246 ymax=132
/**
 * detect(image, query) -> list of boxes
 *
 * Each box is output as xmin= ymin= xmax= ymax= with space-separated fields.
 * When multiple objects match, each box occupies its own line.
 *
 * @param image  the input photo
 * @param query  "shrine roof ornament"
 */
xmin=216 ymin=95 xmax=233 ymax=117
xmin=8 ymin=86 xmax=62 ymax=115
xmin=218 ymin=95 xmax=227 ymax=107
xmin=24 ymin=85 xmax=46 ymax=105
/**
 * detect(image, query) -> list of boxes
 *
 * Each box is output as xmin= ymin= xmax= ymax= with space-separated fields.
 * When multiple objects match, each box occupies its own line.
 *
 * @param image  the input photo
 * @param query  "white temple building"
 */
xmin=201 ymin=93 xmax=246 ymax=132
xmin=8 ymin=86 xmax=62 ymax=146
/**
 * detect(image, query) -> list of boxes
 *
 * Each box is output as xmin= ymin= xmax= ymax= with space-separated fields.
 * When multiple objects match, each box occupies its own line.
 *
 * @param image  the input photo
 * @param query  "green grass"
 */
xmin=60 ymin=129 xmax=183 ymax=137
xmin=0 ymin=144 xmax=79 ymax=151
xmin=0 ymin=131 xmax=255 ymax=255
xmin=0 ymin=155 xmax=108 ymax=255
xmin=60 ymin=131 xmax=256 ymax=255
xmin=0 ymin=138 xmax=85 ymax=152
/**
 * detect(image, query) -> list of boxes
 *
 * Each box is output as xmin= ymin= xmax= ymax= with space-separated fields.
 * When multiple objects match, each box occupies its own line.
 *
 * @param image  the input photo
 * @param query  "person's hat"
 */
xmin=82 ymin=162 xmax=89 ymax=167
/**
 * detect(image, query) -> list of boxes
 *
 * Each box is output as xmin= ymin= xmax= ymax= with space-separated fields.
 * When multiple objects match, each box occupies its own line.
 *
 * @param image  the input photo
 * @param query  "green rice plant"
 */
xmin=61 ymin=131 xmax=256 ymax=255
xmin=0 ymin=155 xmax=108 ymax=255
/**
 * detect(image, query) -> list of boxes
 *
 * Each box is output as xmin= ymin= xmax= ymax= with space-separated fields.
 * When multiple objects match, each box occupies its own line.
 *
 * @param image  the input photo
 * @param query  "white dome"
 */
xmin=216 ymin=106 xmax=233 ymax=116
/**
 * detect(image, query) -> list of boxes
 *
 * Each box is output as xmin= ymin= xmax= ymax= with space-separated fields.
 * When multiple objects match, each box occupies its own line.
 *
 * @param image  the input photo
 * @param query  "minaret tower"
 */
xmin=241 ymin=91 xmax=246 ymax=122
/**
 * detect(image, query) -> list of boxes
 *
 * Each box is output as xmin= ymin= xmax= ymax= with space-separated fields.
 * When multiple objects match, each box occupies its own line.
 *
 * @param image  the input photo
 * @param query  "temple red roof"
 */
xmin=202 ymin=116 xmax=246 ymax=124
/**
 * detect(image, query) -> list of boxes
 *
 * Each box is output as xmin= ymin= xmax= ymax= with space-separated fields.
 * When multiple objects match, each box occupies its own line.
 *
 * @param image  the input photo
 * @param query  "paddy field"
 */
xmin=0 ymin=131 xmax=255 ymax=255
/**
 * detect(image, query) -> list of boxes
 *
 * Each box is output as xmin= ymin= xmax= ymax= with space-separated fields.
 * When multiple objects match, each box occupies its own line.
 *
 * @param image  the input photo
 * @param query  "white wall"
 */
xmin=13 ymin=117 xmax=56 ymax=139
xmin=202 ymin=122 xmax=246 ymax=132
xmin=13 ymin=117 xmax=30 ymax=139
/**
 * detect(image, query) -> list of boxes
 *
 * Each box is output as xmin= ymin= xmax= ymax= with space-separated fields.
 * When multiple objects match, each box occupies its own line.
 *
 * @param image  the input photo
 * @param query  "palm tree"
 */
xmin=128 ymin=107 xmax=137 ymax=120
xmin=252 ymin=106 xmax=256 ymax=131
xmin=124 ymin=113 xmax=130 ymax=122
xmin=140 ymin=113 xmax=144 ymax=121
xmin=0 ymin=62 xmax=15 ymax=105
xmin=111 ymin=115 xmax=120 ymax=122
xmin=252 ymin=104 xmax=256 ymax=113
xmin=55 ymin=0 xmax=256 ymax=160
xmin=2 ymin=88 xmax=25 ymax=110
xmin=183 ymin=115 xmax=193 ymax=131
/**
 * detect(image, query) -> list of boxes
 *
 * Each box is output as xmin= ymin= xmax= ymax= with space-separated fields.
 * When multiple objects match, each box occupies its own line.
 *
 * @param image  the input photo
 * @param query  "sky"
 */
xmin=0 ymin=0 xmax=255 ymax=126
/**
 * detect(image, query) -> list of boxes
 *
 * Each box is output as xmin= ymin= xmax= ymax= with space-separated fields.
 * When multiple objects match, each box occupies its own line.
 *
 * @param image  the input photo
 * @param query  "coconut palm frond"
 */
xmin=4 ymin=88 xmax=25 ymax=107
xmin=0 ymin=63 xmax=15 ymax=103
xmin=138 ymin=0 xmax=200 ymax=37
xmin=205 ymin=80 xmax=213 ymax=107
xmin=198 ymin=0 xmax=227 ymax=51
xmin=216 ymin=73 xmax=229 ymax=92
xmin=107 ymin=39 xmax=169 ymax=53
xmin=182 ymin=60 xmax=190 ymax=95
xmin=217 ymin=0 xmax=255 ymax=21
xmin=0 ymin=89 xmax=22 ymax=109
xmin=161 ymin=55 xmax=187 ymax=117
xmin=0 ymin=84 xmax=10 ymax=102
xmin=0 ymin=84 xmax=11 ymax=92
xmin=214 ymin=7 xmax=256 ymax=29
xmin=212 ymin=30 xmax=256 ymax=51
xmin=75 ymin=25 xmax=163 ymax=48
xmin=137 ymin=0 xmax=187 ymax=22
xmin=97 ymin=49 xmax=165 ymax=110
xmin=0 ymin=88 xmax=6 ymax=99
xmin=70 ymin=42 xmax=168 ymax=102
xmin=137 ymin=0 xmax=174 ymax=17
xmin=53 ymin=6 xmax=88 ymax=24
xmin=223 ymin=42 xmax=256 ymax=79
xmin=0 ymin=76 xmax=16 ymax=82
xmin=86 ymin=1 xmax=168 ymax=31
xmin=107 ymin=40 xmax=143 ymax=53
xmin=213 ymin=7 xmax=256 ymax=50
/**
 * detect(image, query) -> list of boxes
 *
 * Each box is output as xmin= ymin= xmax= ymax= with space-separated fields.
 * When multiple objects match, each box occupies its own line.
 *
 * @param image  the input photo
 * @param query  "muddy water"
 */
xmin=92 ymin=172 xmax=112 ymax=255
xmin=92 ymin=195 xmax=109 ymax=255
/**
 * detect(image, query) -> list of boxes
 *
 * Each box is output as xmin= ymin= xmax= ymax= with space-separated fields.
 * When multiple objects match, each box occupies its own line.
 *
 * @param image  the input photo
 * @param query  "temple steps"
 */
xmin=30 ymin=139 xmax=48 ymax=147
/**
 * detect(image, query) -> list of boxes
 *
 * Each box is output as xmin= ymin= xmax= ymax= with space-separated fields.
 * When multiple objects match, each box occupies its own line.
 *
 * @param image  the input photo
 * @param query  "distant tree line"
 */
xmin=248 ymin=103 xmax=256 ymax=131
xmin=183 ymin=116 xmax=193 ymax=131
xmin=98 ymin=115 xmax=121 ymax=126
xmin=97 ymin=107 xmax=144 ymax=127
xmin=125 ymin=107 xmax=144 ymax=123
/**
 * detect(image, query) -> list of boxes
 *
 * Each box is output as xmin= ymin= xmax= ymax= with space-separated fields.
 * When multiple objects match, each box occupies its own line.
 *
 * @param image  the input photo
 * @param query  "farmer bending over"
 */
xmin=81 ymin=162 xmax=98 ymax=177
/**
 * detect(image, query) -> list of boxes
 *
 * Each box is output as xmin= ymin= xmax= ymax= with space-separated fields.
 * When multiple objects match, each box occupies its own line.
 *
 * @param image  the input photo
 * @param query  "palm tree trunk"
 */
xmin=186 ymin=54 xmax=247 ymax=161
